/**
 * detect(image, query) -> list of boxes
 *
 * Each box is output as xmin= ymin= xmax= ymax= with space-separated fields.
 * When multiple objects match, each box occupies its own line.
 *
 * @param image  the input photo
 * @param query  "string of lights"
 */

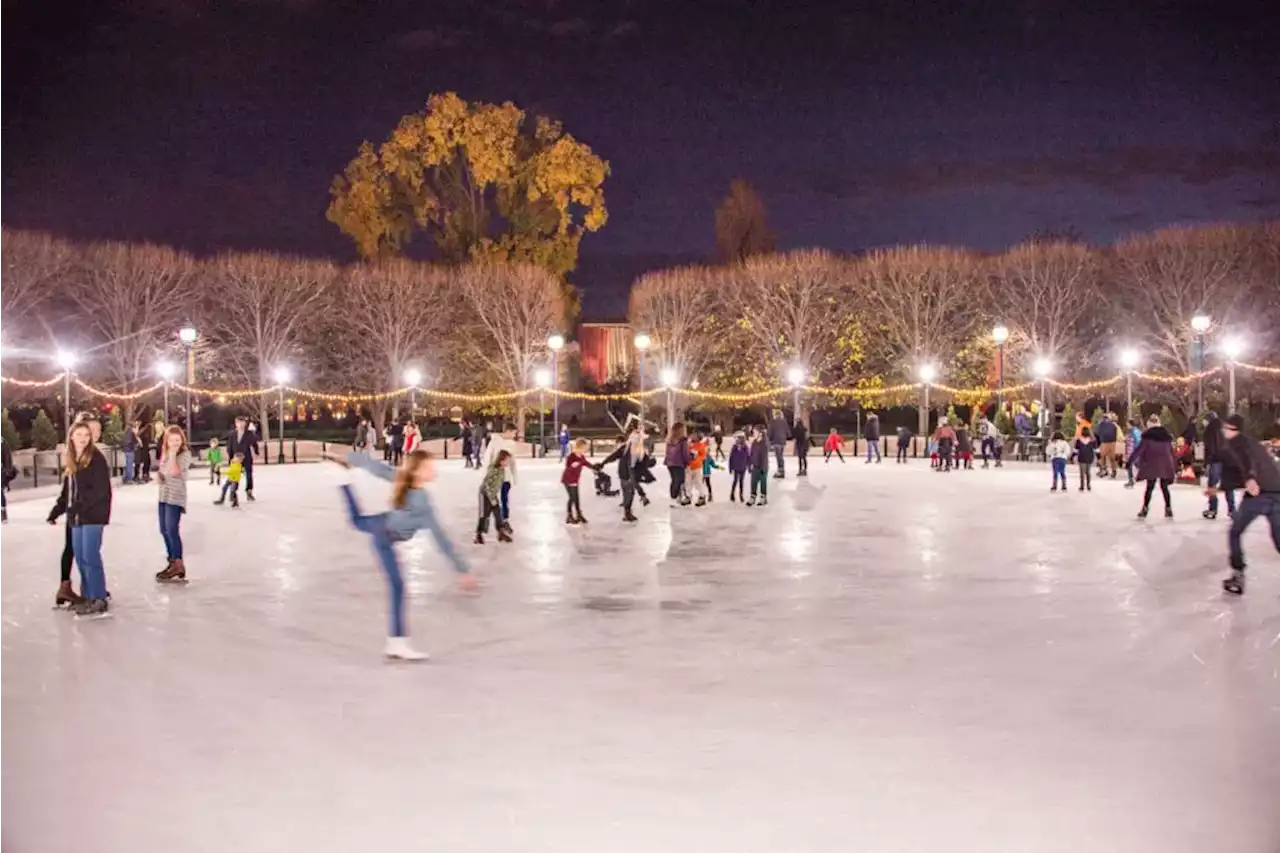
xmin=1 ymin=363 xmax=1270 ymax=403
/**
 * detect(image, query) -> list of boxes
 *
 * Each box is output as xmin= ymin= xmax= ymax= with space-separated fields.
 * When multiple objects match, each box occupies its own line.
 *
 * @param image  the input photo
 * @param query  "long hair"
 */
xmin=667 ymin=422 xmax=686 ymax=444
xmin=392 ymin=449 xmax=433 ymax=509
xmin=63 ymin=422 xmax=97 ymax=476
xmin=160 ymin=425 xmax=190 ymax=461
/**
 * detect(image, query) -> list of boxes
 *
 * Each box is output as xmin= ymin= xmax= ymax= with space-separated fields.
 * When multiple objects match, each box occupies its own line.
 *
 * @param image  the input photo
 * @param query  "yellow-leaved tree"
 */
xmin=326 ymin=92 xmax=609 ymax=289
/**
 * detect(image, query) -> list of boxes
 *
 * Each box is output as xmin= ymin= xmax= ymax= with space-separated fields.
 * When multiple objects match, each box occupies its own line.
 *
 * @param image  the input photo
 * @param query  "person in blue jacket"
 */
xmin=558 ymin=424 xmax=571 ymax=461
xmin=325 ymin=448 xmax=475 ymax=661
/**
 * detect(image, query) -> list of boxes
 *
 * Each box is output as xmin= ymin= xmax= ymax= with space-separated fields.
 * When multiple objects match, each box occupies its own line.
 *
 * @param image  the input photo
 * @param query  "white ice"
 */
xmin=2 ymin=458 xmax=1279 ymax=853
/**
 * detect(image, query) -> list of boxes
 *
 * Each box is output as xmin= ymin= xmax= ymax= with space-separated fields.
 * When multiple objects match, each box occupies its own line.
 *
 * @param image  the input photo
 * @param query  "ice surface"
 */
xmin=2 ymin=459 xmax=1278 ymax=853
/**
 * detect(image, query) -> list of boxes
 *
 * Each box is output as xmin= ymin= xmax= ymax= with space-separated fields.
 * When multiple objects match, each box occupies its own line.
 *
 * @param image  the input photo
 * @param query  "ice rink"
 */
xmin=3 ymin=457 xmax=1279 ymax=853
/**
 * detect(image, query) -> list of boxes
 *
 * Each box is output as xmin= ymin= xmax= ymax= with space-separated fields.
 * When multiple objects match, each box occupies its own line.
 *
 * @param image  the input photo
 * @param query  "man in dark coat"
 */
xmin=766 ymin=410 xmax=791 ymax=478
xmin=793 ymin=418 xmax=809 ymax=476
xmin=1201 ymin=411 xmax=1236 ymax=519
xmin=1094 ymin=412 xmax=1119 ymax=478
xmin=1215 ymin=414 xmax=1280 ymax=594
xmin=226 ymin=415 xmax=259 ymax=500
xmin=864 ymin=413 xmax=882 ymax=463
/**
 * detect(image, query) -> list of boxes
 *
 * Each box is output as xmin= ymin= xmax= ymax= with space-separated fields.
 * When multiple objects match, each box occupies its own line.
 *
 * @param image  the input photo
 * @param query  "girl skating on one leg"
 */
xmin=326 ymin=449 xmax=475 ymax=661
xmin=1130 ymin=415 xmax=1176 ymax=519
xmin=155 ymin=426 xmax=193 ymax=582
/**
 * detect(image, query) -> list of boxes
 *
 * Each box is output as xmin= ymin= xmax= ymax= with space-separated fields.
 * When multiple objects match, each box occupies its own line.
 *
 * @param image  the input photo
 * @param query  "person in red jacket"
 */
xmin=561 ymin=439 xmax=592 ymax=524
xmin=823 ymin=428 xmax=845 ymax=463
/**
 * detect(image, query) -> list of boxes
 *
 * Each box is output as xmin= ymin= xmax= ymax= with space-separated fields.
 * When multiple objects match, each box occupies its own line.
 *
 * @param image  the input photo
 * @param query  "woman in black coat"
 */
xmin=61 ymin=421 xmax=113 ymax=617
xmin=1131 ymin=415 xmax=1176 ymax=519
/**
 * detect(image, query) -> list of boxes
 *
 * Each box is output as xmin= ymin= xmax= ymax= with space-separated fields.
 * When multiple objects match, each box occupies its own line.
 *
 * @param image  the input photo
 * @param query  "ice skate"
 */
xmin=72 ymin=598 xmax=110 ymax=620
xmin=246 ymin=490 xmax=255 ymax=502
xmin=1137 ymin=506 xmax=1149 ymax=519
xmin=1222 ymin=570 xmax=1245 ymax=596
xmin=474 ymin=533 xmax=485 ymax=545
xmin=640 ymin=495 xmax=650 ymax=507
xmin=54 ymin=581 xmax=81 ymax=609
xmin=746 ymin=497 xmax=756 ymax=507
xmin=577 ymin=514 xmax=588 ymax=525
xmin=1202 ymin=509 xmax=1216 ymax=520
xmin=623 ymin=512 xmax=638 ymax=523
xmin=155 ymin=558 xmax=187 ymax=583
xmin=695 ymin=498 xmax=706 ymax=507
xmin=383 ymin=637 xmax=429 ymax=662
xmin=497 ymin=528 xmax=513 ymax=543
xmin=1163 ymin=506 xmax=1173 ymax=519
xmin=213 ymin=497 xmax=225 ymax=506
xmin=566 ymin=514 xmax=579 ymax=525
xmin=759 ymin=496 xmax=768 ymax=506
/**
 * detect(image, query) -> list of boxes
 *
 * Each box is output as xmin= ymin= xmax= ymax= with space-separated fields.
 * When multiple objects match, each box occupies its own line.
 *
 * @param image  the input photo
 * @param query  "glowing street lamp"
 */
xmin=786 ymin=364 xmax=806 ymax=424
xmin=273 ymin=366 xmax=291 ymax=463
xmin=403 ymin=368 xmax=422 ymax=420
xmin=1120 ymin=348 xmax=1140 ymax=420
xmin=157 ymin=361 xmax=176 ymax=425
xmin=660 ymin=367 xmax=679 ymax=433
xmin=918 ymin=363 xmax=936 ymax=437
xmin=1033 ymin=359 xmax=1052 ymax=434
xmin=535 ymin=368 xmax=552 ymax=456
xmin=56 ymin=350 xmax=79 ymax=439
xmin=179 ymin=324 xmax=197 ymax=432
xmin=992 ymin=324 xmax=1009 ymax=412
xmin=548 ymin=333 xmax=565 ymax=442
xmin=1190 ymin=314 xmax=1211 ymax=414
xmin=634 ymin=332 xmax=651 ymax=431
xmin=1222 ymin=337 xmax=1245 ymax=413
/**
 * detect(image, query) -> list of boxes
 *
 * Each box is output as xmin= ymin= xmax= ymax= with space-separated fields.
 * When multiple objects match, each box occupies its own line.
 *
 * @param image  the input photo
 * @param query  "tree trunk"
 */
xmin=516 ymin=404 xmax=527 ymax=440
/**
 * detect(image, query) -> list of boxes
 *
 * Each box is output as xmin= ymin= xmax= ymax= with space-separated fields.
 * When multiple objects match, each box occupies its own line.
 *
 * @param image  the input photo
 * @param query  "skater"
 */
xmin=470 ymin=420 xmax=488 ymax=468
xmin=403 ymin=420 xmax=420 ymax=456
xmin=475 ymin=450 xmax=514 ymax=544
xmin=561 ymin=439 xmax=591 ymax=524
xmin=1131 ymin=415 xmax=1176 ymax=518
xmin=793 ymin=418 xmax=809 ymax=476
xmin=388 ymin=418 xmax=405 ymax=465
xmin=48 ymin=415 xmax=103 ymax=607
xmin=933 ymin=419 xmax=957 ymax=472
xmin=665 ymin=422 xmax=692 ymax=506
xmin=630 ymin=427 xmax=655 ymax=507
xmin=214 ymin=453 xmax=244 ymax=507
xmin=1 ymin=437 xmax=14 ymax=522
xmin=1047 ymin=430 xmax=1070 ymax=492
xmin=1095 ymin=412 xmax=1120 ymax=478
xmin=823 ymin=428 xmax=845 ymax=463
xmin=353 ymin=417 xmax=371 ymax=455
xmin=459 ymin=420 xmax=474 ymax=468
xmin=713 ymin=422 xmax=726 ymax=461
xmin=480 ymin=424 xmax=519 ymax=530
xmin=1202 ymin=411 xmax=1237 ymax=520
xmin=326 ymin=448 xmax=474 ymax=660
xmin=700 ymin=434 xmax=721 ymax=502
xmin=136 ymin=417 xmax=153 ymax=482
xmin=558 ymin=424 xmax=571 ymax=461
xmin=767 ymin=410 xmax=790 ymax=478
xmin=155 ymin=425 xmax=192 ymax=582
xmin=991 ymin=428 xmax=1005 ymax=467
xmin=1124 ymin=418 xmax=1142 ymax=488
xmin=978 ymin=414 xmax=996 ymax=467
xmin=747 ymin=427 xmax=769 ymax=506
xmin=121 ymin=418 xmax=137 ymax=484
xmin=896 ymin=425 xmax=912 ymax=463
xmin=728 ymin=432 xmax=749 ymax=503
xmin=864 ymin=412 xmax=882 ymax=463
xmin=226 ymin=416 xmax=258 ymax=501
xmin=599 ymin=429 xmax=640 ymax=522
xmin=686 ymin=431 xmax=710 ymax=506
xmin=1214 ymin=414 xmax=1280 ymax=595
xmin=207 ymin=436 xmax=224 ymax=485
xmin=1074 ymin=427 xmax=1095 ymax=491
xmin=956 ymin=422 xmax=973 ymax=470
xmin=62 ymin=421 xmax=113 ymax=618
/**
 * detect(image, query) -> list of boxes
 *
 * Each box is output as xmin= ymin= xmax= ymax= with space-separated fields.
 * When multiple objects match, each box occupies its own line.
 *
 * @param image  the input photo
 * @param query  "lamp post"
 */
xmin=403 ymin=368 xmax=422 ymax=421
xmin=1120 ymin=348 xmax=1139 ymax=423
xmin=548 ymin=333 xmax=565 ymax=442
xmin=157 ymin=361 xmax=176 ymax=425
xmin=273 ymin=366 xmax=290 ymax=463
xmin=179 ymin=324 xmax=197 ymax=431
xmin=786 ymin=365 xmax=805 ymax=424
xmin=918 ymin=363 xmax=936 ymax=438
xmin=535 ymin=368 xmax=552 ymax=457
xmin=1191 ymin=313 xmax=1211 ymax=415
xmin=992 ymin=324 xmax=1009 ymax=414
xmin=1033 ymin=358 xmax=1052 ymax=434
xmin=660 ymin=367 xmax=678 ymax=434
xmin=56 ymin=350 xmax=78 ymax=440
xmin=1221 ymin=337 xmax=1244 ymax=414
xmin=634 ymin=332 xmax=651 ymax=430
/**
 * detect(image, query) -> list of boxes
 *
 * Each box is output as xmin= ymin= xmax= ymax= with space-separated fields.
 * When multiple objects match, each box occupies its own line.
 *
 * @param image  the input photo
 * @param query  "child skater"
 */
xmin=155 ymin=425 xmax=193 ymax=582
xmin=687 ymin=431 xmax=710 ymax=506
xmin=747 ymin=428 xmax=769 ymax=506
xmin=562 ymin=438 xmax=591 ymax=524
xmin=1047 ymin=430 xmax=1071 ymax=492
xmin=214 ymin=453 xmax=244 ymax=507
xmin=1074 ymin=426 xmax=1096 ymax=492
xmin=701 ymin=436 xmax=721 ymax=502
xmin=728 ymin=432 xmax=750 ymax=503
xmin=324 ymin=448 xmax=475 ymax=661
xmin=207 ymin=436 xmax=224 ymax=485
xmin=476 ymin=450 xmax=514 ymax=543
xmin=823 ymin=428 xmax=845 ymax=463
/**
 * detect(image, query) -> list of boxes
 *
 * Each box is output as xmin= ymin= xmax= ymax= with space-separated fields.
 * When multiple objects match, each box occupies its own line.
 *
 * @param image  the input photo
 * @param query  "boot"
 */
xmin=498 ymin=528 xmax=513 ymax=543
xmin=474 ymin=533 xmax=485 ymax=545
xmin=55 ymin=580 xmax=82 ymax=609
xmin=156 ymin=558 xmax=186 ymax=583
xmin=623 ymin=512 xmax=638 ymax=523
xmin=746 ymin=497 xmax=756 ymax=507
xmin=577 ymin=514 xmax=588 ymax=525
xmin=1202 ymin=509 xmax=1217 ymax=520
xmin=383 ymin=637 xmax=429 ymax=661
xmin=695 ymin=498 xmax=706 ymax=507
xmin=246 ymin=490 xmax=255 ymax=502
xmin=1164 ymin=506 xmax=1173 ymax=519
xmin=72 ymin=598 xmax=110 ymax=619
xmin=566 ymin=514 xmax=579 ymax=525
xmin=1137 ymin=506 xmax=1149 ymax=519
xmin=640 ymin=495 xmax=650 ymax=507
xmin=1222 ymin=569 xmax=1245 ymax=596
xmin=213 ymin=497 xmax=225 ymax=506
xmin=759 ymin=496 xmax=768 ymax=506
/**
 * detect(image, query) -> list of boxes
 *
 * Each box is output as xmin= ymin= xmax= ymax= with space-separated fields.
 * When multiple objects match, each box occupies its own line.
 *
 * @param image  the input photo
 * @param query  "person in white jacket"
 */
xmin=480 ymin=424 xmax=520 ymax=531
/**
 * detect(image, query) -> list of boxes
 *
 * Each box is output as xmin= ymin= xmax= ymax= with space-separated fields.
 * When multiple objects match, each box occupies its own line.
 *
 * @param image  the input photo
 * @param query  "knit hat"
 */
xmin=1224 ymin=413 xmax=1246 ymax=431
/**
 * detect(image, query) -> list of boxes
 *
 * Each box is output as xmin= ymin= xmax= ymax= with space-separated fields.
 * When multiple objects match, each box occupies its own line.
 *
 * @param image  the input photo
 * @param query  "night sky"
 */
xmin=5 ymin=0 xmax=1278 ymax=319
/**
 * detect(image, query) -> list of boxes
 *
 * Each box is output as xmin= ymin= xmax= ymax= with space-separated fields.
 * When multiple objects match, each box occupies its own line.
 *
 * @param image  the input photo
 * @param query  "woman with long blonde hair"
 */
xmin=61 ymin=421 xmax=113 ymax=618
xmin=155 ymin=425 xmax=193 ymax=582
xmin=323 ymin=447 xmax=474 ymax=661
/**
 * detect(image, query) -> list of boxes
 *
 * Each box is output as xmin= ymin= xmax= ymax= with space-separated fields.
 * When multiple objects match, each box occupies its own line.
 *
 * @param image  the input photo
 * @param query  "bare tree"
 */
xmin=455 ymin=262 xmax=565 ymax=437
xmin=715 ymin=179 xmax=776 ymax=263
xmin=989 ymin=241 xmax=1100 ymax=373
xmin=200 ymin=252 xmax=338 ymax=442
xmin=628 ymin=265 xmax=723 ymax=389
xmin=1 ymin=228 xmax=77 ymax=345
xmin=1111 ymin=224 xmax=1252 ymax=409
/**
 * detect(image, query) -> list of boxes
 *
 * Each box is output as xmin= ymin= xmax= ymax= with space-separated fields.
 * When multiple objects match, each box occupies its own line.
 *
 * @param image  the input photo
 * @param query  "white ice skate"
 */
xmin=383 ymin=637 xmax=429 ymax=662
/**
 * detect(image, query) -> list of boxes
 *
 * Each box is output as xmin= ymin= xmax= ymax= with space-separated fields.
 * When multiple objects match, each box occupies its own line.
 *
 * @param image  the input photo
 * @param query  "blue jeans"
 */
xmin=123 ymin=450 xmax=135 ymax=483
xmin=1227 ymin=493 xmax=1280 ymax=571
xmin=500 ymin=480 xmax=511 ymax=521
xmin=1205 ymin=463 xmax=1237 ymax=515
xmin=866 ymin=441 xmax=881 ymax=461
xmin=71 ymin=524 xmax=108 ymax=599
xmin=1051 ymin=458 xmax=1067 ymax=489
xmin=341 ymin=485 xmax=406 ymax=637
xmin=158 ymin=502 xmax=184 ymax=559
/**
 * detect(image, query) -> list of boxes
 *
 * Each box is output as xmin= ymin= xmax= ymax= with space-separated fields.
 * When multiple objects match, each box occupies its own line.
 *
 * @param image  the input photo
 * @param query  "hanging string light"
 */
xmin=1 ymin=373 xmax=69 ymax=388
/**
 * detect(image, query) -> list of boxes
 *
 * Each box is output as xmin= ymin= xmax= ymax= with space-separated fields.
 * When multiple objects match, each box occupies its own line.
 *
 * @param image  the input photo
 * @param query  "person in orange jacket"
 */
xmin=823 ymin=428 xmax=845 ymax=463
xmin=686 ymin=432 xmax=710 ymax=506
